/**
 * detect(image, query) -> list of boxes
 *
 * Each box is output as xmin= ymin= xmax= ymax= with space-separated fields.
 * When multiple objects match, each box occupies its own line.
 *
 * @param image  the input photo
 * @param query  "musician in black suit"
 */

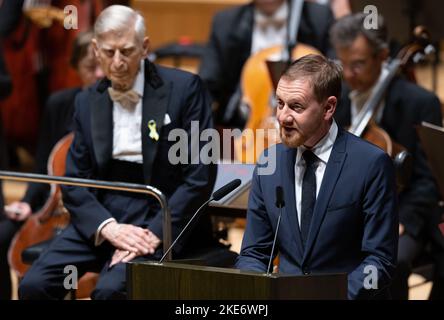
xmin=0 ymin=31 xmax=103 ymax=300
xmin=199 ymin=0 xmax=335 ymax=127
xmin=0 ymin=0 xmax=22 ymax=170
xmin=0 ymin=0 xmax=20 ymax=300
xmin=330 ymin=13 xmax=444 ymax=299
xmin=5 ymin=31 xmax=103 ymax=215
xmin=0 ymin=41 xmax=13 ymax=300
xmin=19 ymin=5 xmax=216 ymax=300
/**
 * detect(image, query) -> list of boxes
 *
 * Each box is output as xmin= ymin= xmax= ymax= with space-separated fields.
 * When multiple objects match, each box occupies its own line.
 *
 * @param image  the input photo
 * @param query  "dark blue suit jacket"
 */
xmin=61 ymin=61 xmax=216 ymax=254
xmin=236 ymin=127 xmax=398 ymax=299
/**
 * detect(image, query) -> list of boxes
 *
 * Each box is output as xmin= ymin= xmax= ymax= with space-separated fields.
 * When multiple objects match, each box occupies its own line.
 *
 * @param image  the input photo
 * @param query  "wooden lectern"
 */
xmin=127 ymin=261 xmax=347 ymax=300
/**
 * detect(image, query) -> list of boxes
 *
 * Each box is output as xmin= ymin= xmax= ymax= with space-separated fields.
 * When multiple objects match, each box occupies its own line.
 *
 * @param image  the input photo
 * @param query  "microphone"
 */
xmin=267 ymin=186 xmax=285 ymax=275
xmin=212 ymin=178 xmax=241 ymax=201
xmin=159 ymin=179 xmax=242 ymax=263
xmin=275 ymin=186 xmax=285 ymax=209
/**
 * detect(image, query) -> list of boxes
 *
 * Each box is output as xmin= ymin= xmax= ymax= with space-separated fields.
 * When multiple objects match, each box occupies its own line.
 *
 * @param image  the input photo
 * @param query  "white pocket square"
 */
xmin=164 ymin=113 xmax=171 ymax=125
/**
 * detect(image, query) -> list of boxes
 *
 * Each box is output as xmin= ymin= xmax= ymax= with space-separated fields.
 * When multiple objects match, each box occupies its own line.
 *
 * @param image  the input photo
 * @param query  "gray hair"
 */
xmin=330 ymin=13 xmax=388 ymax=55
xmin=94 ymin=5 xmax=146 ymax=43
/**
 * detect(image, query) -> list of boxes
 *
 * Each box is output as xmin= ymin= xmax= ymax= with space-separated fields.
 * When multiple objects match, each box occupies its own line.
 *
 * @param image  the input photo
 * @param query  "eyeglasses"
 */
xmin=336 ymin=55 xmax=377 ymax=74
xmin=337 ymin=60 xmax=368 ymax=74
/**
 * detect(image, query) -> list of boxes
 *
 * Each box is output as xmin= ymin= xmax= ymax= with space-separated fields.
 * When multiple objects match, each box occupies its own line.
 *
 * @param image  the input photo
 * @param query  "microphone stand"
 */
xmin=159 ymin=198 xmax=212 ymax=263
xmin=0 ymin=170 xmax=173 ymax=261
xmin=266 ymin=206 xmax=283 ymax=276
xmin=158 ymin=178 xmax=241 ymax=263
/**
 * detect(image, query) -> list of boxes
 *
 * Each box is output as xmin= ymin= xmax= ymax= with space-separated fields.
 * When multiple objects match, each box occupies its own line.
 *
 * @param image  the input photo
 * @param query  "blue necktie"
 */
xmin=301 ymin=150 xmax=318 ymax=247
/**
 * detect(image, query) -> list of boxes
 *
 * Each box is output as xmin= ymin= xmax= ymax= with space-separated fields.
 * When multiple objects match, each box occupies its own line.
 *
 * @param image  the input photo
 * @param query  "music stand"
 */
xmin=416 ymin=121 xmax=444 ymax=199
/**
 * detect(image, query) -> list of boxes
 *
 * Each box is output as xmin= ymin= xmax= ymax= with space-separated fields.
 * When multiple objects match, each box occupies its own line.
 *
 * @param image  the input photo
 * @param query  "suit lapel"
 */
xmin=302 ymin=128 xmax=348 ymax=262
xmin=281 ymin=146 xmax=304 ymax=260
xmin=141 ymin=61 xmax=169 ymax=184
xmin=91 ymin=78 xmax=113 ymax=174
xmin=230 ymin=4 xmax=253 ymax=64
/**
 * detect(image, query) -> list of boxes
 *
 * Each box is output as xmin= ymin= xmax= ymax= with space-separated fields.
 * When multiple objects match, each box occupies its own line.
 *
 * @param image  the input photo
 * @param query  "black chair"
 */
xmin=148 ymin=41 xmax=206 ymax=69
xmin=393 ymin=150 xmax=413 ymax=193
xmin=410 ymin=202 xmax=444 ymax=289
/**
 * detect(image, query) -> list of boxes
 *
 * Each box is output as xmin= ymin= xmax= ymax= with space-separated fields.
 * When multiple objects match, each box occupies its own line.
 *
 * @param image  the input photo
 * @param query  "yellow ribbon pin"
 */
xmin=148 ymin=120 xmax=159 ymax=141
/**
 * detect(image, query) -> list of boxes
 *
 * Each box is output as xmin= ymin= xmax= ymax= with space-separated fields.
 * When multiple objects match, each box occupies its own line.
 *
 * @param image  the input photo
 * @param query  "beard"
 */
xmin=279 ymin=126 xmax=307 ymax=148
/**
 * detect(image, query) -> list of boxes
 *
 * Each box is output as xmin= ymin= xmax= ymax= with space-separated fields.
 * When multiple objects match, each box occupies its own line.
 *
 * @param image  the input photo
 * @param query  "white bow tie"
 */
xmin=256 ymin=17 xmax=286 ymax=31
xmin=108 ymin=87 xmax=140 ymax=109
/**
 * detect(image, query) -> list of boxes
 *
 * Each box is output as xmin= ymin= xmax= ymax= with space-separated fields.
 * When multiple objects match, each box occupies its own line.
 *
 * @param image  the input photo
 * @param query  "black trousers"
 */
xmin=19 ymin=192 xmax=157 ymax=300
xmin=0 ymin=211 xmax=22 ymax=299
xmin=390 ymin=233 xmax=425 ymax=300
xmin=19 ymin=224 xmax=121 ymax=299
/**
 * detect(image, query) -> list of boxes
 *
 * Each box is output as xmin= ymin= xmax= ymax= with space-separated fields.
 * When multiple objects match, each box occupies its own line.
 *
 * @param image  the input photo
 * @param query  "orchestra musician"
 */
xmin=330 ymin=13 xmax=444 ymax=299
xmin=198 ymin=0 xmax=336 ymax=127
xmin=0 ymin=30 xmax=103 ymax=300
xmin=0 ymin=41 xmax=13 ymax=300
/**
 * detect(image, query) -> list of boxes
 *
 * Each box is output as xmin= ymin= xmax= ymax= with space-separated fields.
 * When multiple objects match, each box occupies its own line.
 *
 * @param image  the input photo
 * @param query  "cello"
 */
xmin=349 ymin=26 xmax=435 ymax=158
xmin=8 ymin=133 xmax=98 ymax=298
xmin=234 ymin=0 xmax=320 ymax=163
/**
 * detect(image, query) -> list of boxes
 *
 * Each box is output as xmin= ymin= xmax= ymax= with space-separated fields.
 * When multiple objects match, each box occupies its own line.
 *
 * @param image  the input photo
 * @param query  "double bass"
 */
xmin=234 ymin=0 xmax=320 ymax=163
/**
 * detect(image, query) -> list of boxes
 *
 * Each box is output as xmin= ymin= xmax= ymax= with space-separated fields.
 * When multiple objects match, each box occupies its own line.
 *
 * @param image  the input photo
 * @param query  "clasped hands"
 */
xmin=100 ymin=221 xmax=160 ymax=267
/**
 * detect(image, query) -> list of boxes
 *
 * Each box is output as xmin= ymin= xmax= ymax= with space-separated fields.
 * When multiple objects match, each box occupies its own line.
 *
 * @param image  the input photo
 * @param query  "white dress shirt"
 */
xmin=294 ymin=120 xmax=338 ymax=227
xmin=112 ymin=60 xmax=145 ymax=164
xmin=95 ymin=60 xmax=145 ymax=245
xmin=251 ymin=1 xmax=288 ymax=55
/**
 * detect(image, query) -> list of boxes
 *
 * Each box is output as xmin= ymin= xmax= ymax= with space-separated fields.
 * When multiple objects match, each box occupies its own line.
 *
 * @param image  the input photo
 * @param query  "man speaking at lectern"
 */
xmin=236 ymin=54 xmax=398 ymax=299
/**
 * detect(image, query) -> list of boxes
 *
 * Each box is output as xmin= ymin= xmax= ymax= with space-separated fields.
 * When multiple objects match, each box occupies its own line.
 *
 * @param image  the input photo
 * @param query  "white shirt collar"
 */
xmin=296 ymin=120 xmax=338 ymax=166
xmin=254 ymin=1 xmax=288 ymax=26
xmin=251 ymin=1 xmax=287 ymax=55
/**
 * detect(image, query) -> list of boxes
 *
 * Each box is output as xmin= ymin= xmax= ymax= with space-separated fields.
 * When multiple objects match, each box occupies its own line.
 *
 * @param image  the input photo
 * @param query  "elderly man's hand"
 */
xmin=108 ymin=229 xmax=161 ymax=267
xmin=100 ymin=222 xmax=159 ymax=255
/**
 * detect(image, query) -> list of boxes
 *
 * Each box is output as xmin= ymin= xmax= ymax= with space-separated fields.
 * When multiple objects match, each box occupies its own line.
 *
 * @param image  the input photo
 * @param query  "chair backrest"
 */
xmin=393 ymin=150 xmax=413 ymax=193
